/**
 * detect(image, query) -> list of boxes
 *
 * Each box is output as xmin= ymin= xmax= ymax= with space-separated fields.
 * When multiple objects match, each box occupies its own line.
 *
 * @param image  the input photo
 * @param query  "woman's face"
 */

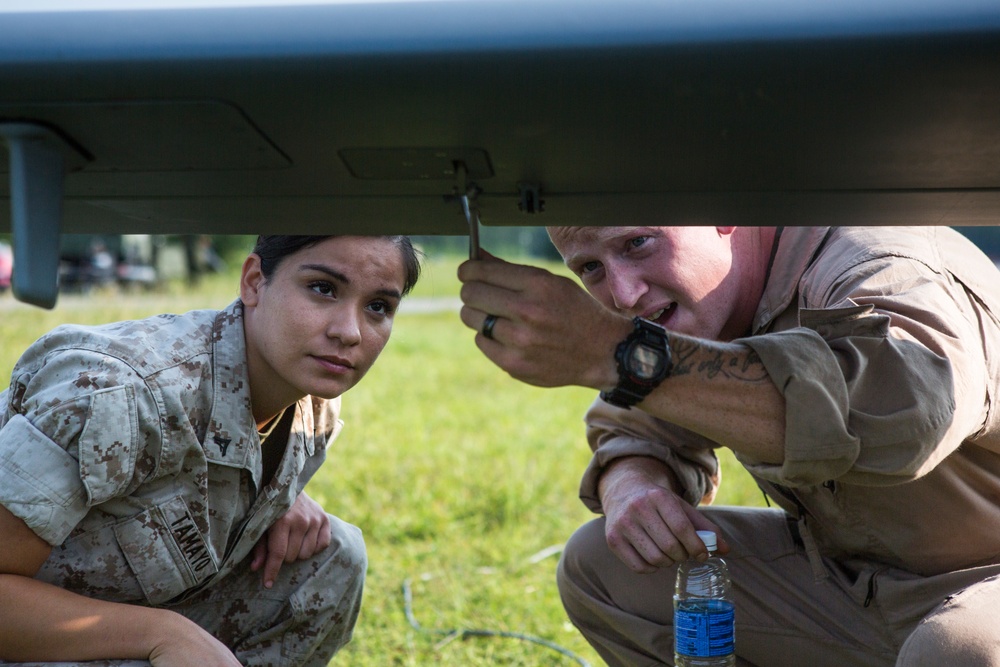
xmin=240 ymin=236 xmax=407 ymax=419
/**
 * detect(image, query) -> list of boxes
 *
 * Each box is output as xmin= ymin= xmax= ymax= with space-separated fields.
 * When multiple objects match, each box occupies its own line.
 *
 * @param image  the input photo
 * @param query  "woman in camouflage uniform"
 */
xmin=0 ymin=235 xmax=420 ymax=666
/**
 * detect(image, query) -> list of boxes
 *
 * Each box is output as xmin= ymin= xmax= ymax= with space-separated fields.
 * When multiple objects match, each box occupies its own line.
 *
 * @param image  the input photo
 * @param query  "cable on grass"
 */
xmin=401 ymin=579 xmax=593 ymax=666
xmin=401 ymin=544 xmax=593 ymax=667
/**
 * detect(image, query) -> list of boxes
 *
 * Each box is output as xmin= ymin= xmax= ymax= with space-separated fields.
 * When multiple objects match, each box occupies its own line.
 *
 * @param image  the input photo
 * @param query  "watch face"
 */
xmin=628 ymin=343 xmax=665 ymax=379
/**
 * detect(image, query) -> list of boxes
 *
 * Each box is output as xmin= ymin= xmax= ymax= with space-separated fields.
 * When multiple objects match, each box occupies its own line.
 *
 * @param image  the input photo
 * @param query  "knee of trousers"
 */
xmin=276 ymin=515 xmax=368 ymax=664
xmin=898 ymin=619 xmax=1000 ymax=666
xmin=296 ymin=514 xmax=368 ymax=610
xmin=557 ymin=518 xmax=617 ymax=621
xmin=898 ymin=585 xmax=1000 ymax=667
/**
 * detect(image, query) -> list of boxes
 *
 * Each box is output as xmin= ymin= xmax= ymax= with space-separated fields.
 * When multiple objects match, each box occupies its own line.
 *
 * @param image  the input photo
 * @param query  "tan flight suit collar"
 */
xmin=753 ymin=226 xmax=832 ymax=334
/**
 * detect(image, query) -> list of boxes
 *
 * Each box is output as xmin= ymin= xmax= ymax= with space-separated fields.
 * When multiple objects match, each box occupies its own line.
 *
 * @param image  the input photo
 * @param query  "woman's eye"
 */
xmin=580 ymin=260 xmax=601 ymax=275
xmin=368 ymin=300 xmax=395 ymax=316
xmin=309 ymin=281 xmax=335 ymax=297
xmin=628 ymin=236 xmax=649 ymax=250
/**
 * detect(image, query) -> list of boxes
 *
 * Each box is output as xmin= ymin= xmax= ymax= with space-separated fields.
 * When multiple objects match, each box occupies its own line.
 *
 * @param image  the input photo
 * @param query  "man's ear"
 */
xmin=240 ymin=254 xmax=265 ymax=307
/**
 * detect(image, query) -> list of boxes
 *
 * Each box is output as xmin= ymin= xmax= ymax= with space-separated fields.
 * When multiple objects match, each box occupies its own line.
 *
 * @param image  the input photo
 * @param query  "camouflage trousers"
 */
xmin=3 ymin=514 xmax=366 ymax=667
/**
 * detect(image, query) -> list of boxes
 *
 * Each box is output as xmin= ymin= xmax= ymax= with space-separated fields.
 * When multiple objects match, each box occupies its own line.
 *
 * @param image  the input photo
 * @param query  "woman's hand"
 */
xmin=250 ymin=491 xmax=331 ymax=588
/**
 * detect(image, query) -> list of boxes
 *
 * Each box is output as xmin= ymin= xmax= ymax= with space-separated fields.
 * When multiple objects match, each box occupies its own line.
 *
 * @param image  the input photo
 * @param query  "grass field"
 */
xmin=0 ymin=250 xmax=765 ymax=666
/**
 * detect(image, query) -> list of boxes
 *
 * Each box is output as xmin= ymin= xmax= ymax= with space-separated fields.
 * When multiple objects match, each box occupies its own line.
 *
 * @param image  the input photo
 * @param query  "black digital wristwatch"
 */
xmin=599 ymin=317 xmax=673 ymax=409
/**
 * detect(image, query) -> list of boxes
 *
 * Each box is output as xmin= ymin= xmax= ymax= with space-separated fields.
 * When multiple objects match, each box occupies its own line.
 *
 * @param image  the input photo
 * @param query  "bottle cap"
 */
xmin=696 ymin=530 xmax=717 ymax=551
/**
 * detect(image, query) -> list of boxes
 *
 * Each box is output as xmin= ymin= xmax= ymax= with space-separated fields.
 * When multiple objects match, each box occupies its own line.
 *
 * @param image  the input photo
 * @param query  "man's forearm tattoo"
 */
xmin=671 ymin=338 xmax=770 ymax=383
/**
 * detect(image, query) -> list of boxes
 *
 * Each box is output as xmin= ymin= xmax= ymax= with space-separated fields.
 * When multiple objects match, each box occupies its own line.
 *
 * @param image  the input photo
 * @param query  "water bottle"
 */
xmin=673 ymin=530 xmax=735 ymax=667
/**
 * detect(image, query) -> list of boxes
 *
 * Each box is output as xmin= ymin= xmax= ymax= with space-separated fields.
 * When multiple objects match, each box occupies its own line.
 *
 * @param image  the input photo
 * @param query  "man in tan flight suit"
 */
xmin=458 ymin=226 xmax=1000 ymax=666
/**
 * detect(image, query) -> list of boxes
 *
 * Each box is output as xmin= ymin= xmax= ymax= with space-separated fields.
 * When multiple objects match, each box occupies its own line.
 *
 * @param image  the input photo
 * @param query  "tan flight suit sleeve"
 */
xmin=741 ymin=253 xmax=983 ymax=488
xmin=578 ymin=396 xmax=722 ymax=513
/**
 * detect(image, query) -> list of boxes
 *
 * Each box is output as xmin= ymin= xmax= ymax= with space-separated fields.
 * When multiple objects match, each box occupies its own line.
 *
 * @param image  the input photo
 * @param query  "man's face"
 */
xmin=549 ymin=226 xmax=751 ymax=341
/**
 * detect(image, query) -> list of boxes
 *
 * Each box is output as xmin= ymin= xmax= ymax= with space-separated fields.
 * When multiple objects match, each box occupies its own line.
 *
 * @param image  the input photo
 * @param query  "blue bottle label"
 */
xmin=674 ymin=599 xmax=735 ymax=657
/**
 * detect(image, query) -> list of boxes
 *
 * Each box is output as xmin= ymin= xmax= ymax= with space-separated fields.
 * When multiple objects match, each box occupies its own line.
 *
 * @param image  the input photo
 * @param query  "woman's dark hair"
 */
xmin=251 ymin=235 xmax=421 ymax=296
